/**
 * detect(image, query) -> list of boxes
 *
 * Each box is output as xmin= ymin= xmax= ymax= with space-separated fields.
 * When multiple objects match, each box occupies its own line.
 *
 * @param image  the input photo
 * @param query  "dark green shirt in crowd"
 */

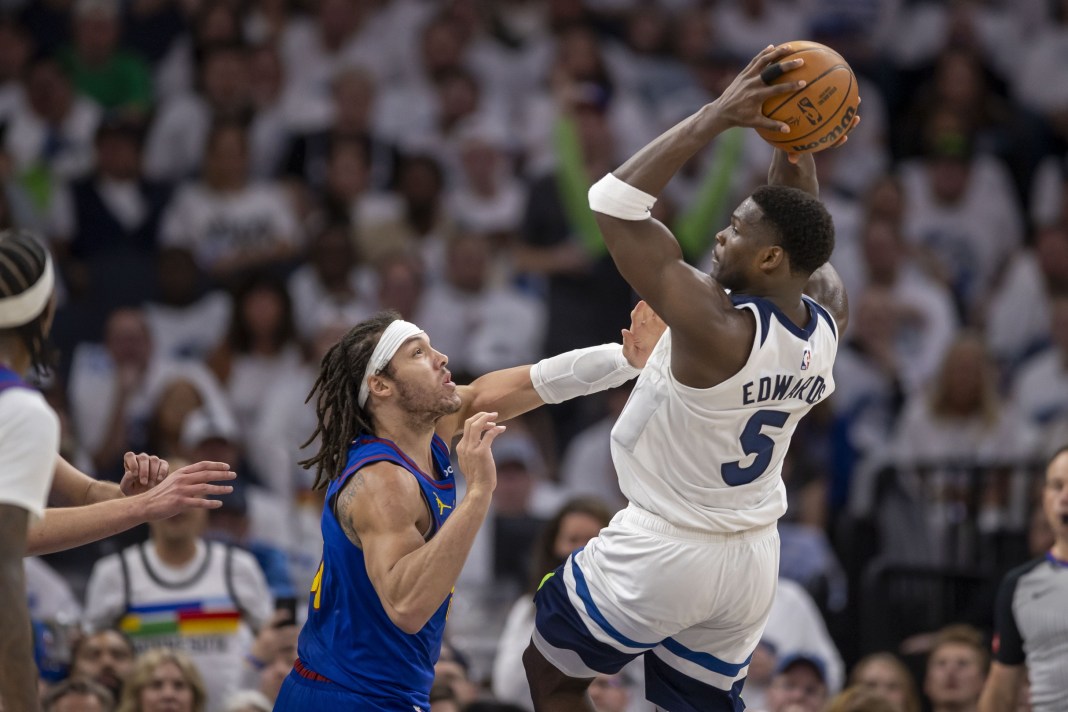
xmin=60 ymin=48 xmax=153 ymax=112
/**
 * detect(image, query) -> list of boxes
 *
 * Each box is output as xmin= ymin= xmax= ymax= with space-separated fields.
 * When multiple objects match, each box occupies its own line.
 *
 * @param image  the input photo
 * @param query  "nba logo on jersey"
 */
xmin=800 ymin=347 xmax=812 ymax=371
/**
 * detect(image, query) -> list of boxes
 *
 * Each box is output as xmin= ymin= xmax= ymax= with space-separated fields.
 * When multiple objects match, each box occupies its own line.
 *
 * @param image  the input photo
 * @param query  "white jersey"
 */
xmin=611 ymin=294 xmax=838 ymax=533
xmin=85 ymin=541 xmax=272 ymax=712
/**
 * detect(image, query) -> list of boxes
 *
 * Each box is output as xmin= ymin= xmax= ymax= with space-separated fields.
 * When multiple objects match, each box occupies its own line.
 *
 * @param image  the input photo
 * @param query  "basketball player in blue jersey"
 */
xmin=274 ymin=307 xmax=665 ymax=711
xmin=522 ymin=45 xmax=858 ymax=711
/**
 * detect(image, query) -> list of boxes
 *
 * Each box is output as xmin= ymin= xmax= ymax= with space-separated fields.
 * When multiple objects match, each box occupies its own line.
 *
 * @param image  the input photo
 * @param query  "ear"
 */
xmin=759 ymin=245 xmax=786 ymax=273
xmin=367 ymin=372 xmax=392 ymax=400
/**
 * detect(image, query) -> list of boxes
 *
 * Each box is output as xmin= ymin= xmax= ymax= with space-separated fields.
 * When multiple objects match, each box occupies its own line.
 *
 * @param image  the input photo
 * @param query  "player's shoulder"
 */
xmin=0 ymin=387 xmax=58 ymax=432
xmin=336 ymin=458 xmax=422 ymax=508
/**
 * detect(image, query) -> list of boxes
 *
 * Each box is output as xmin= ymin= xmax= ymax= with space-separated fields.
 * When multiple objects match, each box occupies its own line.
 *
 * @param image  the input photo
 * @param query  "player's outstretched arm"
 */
xmin=26 ymin=461 xmax=236 ymax=555
xmin=344 ymin=413 xmax=504 ymax=634
xmin=48 ymin=451 xmax=170 ymax=507
xmin=436 ymin=303 xmax=666 ymax=441
xmin=0 ymin=505 xmax=40 ymax=711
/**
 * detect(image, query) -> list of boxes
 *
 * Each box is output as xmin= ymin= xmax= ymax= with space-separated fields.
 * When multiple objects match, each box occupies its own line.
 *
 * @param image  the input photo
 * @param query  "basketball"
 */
xmin=755 ymin=41 xmax=859 ymax=154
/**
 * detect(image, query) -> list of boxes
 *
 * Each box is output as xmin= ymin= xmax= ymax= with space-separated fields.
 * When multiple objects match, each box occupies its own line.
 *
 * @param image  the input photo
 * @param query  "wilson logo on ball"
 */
xmin=755 ymin=40 xmax=860 ymax=154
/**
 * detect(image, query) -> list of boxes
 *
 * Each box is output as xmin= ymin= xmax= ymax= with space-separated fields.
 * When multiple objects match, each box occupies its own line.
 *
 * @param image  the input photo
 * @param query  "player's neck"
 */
xmin=373 ymin=415 xmax=437 ymax=475
xmin=0 ymin=336 xmax=29 ymax=374
xmin=759 ymin=284 xmax=809 ymax=328
xmin=1052 ymin=539 xmax=1068 ymax=563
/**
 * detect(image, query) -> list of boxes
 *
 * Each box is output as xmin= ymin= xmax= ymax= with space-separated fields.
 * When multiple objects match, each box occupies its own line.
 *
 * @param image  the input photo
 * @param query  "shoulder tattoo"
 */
xmin=335 ymin=471 xmax=366 ymax=545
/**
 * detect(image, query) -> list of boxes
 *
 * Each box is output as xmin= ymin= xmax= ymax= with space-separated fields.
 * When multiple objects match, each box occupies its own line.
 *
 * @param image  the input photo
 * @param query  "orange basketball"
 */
xmin=755 ymin=41 xmax=859 ymax=154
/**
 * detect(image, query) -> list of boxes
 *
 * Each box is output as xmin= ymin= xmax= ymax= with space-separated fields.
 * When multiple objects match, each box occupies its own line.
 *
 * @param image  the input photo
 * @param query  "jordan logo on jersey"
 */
xmin=800 ymin=347 xmax=812 ymax=371
xmin=434 ymin=493 xmax=453 ymax=516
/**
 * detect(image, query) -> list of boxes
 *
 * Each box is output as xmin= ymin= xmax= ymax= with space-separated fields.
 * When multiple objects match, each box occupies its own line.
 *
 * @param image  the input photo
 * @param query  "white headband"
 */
xmin=358 ymin=320 xmax=425 ymax=408
xmin=0 ymin=256 xmax=54 ymax=328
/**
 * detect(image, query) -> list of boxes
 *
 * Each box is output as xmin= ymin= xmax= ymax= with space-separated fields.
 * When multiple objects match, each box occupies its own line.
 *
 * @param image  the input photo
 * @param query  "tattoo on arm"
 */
xmin=334 ymin=472 xmax=366 ymax=546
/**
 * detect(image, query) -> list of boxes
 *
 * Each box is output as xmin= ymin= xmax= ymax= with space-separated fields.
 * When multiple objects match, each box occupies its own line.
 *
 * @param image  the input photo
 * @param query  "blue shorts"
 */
xmin=273 ymin=669 xmax=429 ymax=712
xmin=531 ymin=507 xmax=780 ymax=712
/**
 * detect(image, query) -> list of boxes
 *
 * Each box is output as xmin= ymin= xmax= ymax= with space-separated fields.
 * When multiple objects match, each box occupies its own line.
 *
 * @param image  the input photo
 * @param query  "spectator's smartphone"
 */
xmin=274 ymin=596 xmax=298 ymax=626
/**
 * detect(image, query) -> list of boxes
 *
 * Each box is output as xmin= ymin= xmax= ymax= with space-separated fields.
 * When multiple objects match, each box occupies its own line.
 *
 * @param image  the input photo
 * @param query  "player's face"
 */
xmin=924 ymin=643 xmax=985 ymax=705
xmin=1044 ymin=454 xmax=1068 ymax=540
xmin=711 ymin=198 xmax=773 ymax=293
xmin=139 ymin=661 xmax=195 ymax=712
xmin=382 ymin=335 xmax=461 ymax=419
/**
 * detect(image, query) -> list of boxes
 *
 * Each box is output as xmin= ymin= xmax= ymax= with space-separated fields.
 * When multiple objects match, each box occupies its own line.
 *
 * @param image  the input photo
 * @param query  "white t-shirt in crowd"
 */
xmin=160 ymin=183 xmax=301 ymax=273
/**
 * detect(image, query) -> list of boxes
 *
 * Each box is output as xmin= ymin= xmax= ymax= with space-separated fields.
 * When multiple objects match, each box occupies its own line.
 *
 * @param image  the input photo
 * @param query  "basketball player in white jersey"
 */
xmin=523 ymin=44 xmax=856 ymax=712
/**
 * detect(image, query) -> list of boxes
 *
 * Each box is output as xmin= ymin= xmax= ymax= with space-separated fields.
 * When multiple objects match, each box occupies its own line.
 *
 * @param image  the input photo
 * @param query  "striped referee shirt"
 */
xmin=992 ymin=552 xmax=1068 ymax=711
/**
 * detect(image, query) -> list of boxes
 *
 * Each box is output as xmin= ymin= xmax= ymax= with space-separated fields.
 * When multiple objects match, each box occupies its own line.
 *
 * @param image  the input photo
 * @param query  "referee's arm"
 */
xmin=979 ymin=570 xmax=1027 ymax=712
xmin=979 ymin=663 xmax=1024 ymax=712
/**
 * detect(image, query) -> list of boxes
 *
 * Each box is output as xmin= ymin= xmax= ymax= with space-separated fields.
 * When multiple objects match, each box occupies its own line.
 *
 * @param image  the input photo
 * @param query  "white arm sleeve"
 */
xmin=0 ymin=390 xmax=59 ymax=522
xmin=530 ymin=344 xmax=639 ymax=405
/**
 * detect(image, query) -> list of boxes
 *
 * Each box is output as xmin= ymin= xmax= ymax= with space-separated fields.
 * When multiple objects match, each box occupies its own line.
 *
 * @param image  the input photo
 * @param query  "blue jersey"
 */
xmin=295 ymin=433 xmax=457 ymax=709
xmin=0 ymin=366 xmax=30 ymax=394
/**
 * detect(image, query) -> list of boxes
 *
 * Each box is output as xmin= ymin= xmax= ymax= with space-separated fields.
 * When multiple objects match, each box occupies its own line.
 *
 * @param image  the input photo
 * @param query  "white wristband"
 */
xmin=588 ymin=173 xmax=656 ymax=221
xmin=530 ymin=344 xmax=640 ymax=405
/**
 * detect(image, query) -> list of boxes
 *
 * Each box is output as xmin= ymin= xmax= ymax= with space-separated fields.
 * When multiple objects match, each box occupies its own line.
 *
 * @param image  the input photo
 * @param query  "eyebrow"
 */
xmin=405 ymin=336 xmax=429 ymax=353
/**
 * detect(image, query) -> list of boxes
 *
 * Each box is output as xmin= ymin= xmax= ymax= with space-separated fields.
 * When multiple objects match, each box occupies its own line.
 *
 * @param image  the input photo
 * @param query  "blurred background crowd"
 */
xmin=7 ymin=0 xmax=1068 ymax=710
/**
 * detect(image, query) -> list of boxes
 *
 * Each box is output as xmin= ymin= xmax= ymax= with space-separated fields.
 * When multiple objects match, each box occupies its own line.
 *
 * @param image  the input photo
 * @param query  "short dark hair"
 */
xmin=0 ymin=229 xmax=54 ymax=372
xmin=750 ymin=184 xmax=835 ymax=276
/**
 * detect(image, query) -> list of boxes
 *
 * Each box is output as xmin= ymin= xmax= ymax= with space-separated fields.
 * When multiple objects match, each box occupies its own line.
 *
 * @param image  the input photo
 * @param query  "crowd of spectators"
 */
xmin=7 ymin=0 xmax=1068 ymax=710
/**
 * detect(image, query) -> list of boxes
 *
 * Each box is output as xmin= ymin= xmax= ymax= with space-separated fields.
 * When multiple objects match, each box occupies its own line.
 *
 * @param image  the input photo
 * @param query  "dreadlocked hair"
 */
xmin=0 ymin=229 xmax=54 ymax=373
xmin=300 ymin=310 xmax=401 ymax=490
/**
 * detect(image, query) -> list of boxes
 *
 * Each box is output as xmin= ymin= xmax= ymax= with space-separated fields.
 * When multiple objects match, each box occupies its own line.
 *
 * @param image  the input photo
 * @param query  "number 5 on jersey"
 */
xmin=721 ymin=410 xmax=789 ymax=486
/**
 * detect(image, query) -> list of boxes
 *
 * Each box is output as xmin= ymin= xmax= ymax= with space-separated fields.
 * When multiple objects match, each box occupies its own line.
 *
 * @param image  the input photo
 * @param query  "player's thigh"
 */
xmin=641 ymin=528 xmax=780 ymax=712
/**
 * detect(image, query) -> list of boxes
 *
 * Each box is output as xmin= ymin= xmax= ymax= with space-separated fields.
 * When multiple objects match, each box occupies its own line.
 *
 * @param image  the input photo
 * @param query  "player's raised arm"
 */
xmin=344 ymin=412 xmax=503 ymax=634
xmin=768 ymin=150 xmax=850 ymax=333
xmin=591 ymin=45 xmax=804 ymax=338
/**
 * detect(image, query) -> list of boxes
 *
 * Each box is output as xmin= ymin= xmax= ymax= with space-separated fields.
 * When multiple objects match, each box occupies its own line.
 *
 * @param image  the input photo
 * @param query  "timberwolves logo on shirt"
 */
xmin=800 ymin=347 xmax=812 ymax=371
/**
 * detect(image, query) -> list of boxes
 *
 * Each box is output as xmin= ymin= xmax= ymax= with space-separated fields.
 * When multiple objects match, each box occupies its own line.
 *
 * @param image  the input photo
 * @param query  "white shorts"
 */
xmin=532 ymin=505 xmax=779 ymax=712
